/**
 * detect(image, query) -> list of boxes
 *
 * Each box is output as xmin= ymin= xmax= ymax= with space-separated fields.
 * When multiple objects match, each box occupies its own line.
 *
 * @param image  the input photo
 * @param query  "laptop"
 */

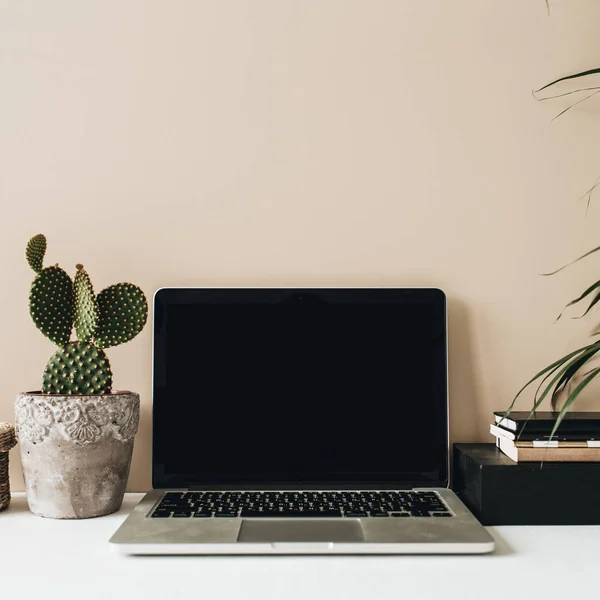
xmin=110 ymin=287 xmax=495 ymax=554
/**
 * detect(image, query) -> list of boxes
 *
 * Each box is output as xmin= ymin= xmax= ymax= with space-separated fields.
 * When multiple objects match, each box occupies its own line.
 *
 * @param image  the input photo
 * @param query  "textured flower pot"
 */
xmin=15 ymin=391 xmax=139 ymax=519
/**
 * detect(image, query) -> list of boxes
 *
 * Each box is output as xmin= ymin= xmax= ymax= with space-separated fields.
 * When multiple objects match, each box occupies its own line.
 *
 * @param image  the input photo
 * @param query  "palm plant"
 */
xmin=505 ymin=67 xmax=600 ymax=439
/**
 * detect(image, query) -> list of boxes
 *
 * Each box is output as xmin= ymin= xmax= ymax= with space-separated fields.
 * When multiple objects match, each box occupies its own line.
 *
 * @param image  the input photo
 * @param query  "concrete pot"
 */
xmin=15 ymin=391 xmax=139 ymax=519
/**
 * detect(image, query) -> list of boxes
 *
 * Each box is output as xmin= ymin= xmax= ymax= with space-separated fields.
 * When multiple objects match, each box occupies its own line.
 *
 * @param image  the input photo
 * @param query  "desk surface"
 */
xmin=3 ymin=493 xmax=599 ymax=600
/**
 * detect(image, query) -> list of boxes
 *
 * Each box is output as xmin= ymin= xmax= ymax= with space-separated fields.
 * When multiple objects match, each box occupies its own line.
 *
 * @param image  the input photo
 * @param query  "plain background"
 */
xmin=1 ymin=0 xmax=600 ymax=492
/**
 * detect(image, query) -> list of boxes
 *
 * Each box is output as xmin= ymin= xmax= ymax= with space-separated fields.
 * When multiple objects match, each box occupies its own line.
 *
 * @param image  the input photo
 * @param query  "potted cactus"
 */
xmin=15 ymin=234 xmax=148 ymax=519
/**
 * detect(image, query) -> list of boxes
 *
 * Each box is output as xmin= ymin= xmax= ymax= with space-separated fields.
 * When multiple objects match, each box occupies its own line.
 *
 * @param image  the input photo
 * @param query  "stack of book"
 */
xmin=491 ymin=411 xmax=600 ymax=463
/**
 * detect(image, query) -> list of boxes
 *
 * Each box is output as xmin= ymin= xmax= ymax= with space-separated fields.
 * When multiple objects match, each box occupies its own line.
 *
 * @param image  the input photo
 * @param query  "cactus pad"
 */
xmin=94 ymin=283 xmax=148 ymax=348
xmin=42 ymin=341 xmax=113 ymax=395
xmin=73 ymin=265 xmax=99 ymax=343
xmin=26 ymin=234 xmax=47 ymax=273
xmin=29 ymin=266 xmax=74 ymax=346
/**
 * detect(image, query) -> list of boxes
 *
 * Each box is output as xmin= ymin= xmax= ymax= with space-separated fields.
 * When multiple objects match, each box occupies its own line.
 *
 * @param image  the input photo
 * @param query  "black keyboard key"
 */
xmin=154 ymin=491 xmax=446 ymax=518
xmin=432 ymin=512 xmax=452 ymax=517
xmin=297 ymin=511 xmax=343 ymax=518
xmin=164 ymin=493 xmax=184 ymax=500
xmin=390 ymin=512 xmax=410 ymax=517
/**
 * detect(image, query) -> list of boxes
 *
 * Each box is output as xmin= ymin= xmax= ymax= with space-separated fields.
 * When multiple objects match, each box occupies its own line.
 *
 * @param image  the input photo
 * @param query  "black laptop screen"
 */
xmin=153 ymin=288 xmax=448 ymax=488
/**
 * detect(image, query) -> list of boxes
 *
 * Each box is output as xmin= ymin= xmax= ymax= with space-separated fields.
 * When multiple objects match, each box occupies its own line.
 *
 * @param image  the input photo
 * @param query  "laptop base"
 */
xmin=110 ymin=488 xmax=495 ymax=555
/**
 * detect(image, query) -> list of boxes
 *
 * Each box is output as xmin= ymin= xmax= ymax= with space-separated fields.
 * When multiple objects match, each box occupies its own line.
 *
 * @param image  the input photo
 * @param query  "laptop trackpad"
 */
xmin=238 ymin=520 xmax=365 ymax=543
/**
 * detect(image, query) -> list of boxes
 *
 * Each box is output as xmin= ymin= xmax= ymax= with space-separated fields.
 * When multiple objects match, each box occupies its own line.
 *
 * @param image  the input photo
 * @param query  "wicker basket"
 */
xmin=0 ymin=423 xmax=17 ymax=512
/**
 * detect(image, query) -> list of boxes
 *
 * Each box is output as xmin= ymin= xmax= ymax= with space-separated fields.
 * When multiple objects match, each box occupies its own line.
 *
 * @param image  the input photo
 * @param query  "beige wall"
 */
xmin=2 ymin=1 xmax=600 ymax=492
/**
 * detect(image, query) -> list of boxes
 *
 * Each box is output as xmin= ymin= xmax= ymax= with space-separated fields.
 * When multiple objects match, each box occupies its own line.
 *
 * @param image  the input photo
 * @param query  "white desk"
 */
xmin=3 ymin=493 xmax=599 ymax=600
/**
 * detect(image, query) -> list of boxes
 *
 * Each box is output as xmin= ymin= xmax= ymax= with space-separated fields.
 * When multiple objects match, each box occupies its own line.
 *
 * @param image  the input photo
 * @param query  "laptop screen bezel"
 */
xmin=152 ymin=287 xmax=449 ymax=490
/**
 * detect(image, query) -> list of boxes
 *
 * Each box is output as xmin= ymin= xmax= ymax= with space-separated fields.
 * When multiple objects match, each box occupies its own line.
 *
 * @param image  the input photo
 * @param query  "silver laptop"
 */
xmin=110 ymin=288 xmax=494 ymax=555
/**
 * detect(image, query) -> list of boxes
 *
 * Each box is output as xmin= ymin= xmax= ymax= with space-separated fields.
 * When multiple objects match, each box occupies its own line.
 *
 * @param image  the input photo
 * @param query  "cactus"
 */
xmin=73 ymin=265 xmax=99 ymax=343
xmin=26 ymin=234 xmax=148 ymax=395
xmin=29 ymin=265 xmax=74 ymax=346
xmin=95 ymin=283 xmax=148 ymax=348
xmin=42 ymin=342 xmax=113 ymax=395
xmin=26 ymin=234 xmax=47 ymax=274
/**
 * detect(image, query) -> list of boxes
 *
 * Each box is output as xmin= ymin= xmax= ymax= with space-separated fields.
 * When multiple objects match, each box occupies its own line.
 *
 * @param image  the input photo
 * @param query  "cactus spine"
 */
xmin=26 ymin=234 xmax=148 ymax=395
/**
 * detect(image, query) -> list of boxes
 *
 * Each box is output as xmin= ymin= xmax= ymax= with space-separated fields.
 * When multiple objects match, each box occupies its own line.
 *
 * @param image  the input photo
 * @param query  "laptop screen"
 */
xmin=153 ymin=288 xmax=448 ymax=488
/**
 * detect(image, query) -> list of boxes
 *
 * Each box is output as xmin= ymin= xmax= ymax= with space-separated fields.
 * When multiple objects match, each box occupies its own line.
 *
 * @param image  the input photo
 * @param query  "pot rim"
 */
xmin=19 ymin=390 xmax=136 ymax=397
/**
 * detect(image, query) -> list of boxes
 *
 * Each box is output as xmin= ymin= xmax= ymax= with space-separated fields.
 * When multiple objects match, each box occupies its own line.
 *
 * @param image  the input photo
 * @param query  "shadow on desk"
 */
xmin=2 ymin=495 xmax=30 ymax=515
xmin=486 ymin=529 xmax=512 ymax=557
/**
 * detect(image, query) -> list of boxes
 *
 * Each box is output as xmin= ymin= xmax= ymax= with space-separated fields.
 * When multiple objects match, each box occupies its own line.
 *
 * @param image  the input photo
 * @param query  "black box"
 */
xmin=453 ymin=443 xmax=600 ymax=525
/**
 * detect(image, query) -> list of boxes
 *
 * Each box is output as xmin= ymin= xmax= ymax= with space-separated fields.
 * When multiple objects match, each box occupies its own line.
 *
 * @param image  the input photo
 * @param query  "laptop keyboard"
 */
xmin=151 ymin=490 xmax=452 ymax=518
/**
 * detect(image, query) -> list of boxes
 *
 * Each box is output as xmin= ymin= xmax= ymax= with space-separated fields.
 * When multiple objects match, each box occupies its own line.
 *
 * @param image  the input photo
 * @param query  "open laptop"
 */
xmin=110 ymin=287 xmax=494 ymax=554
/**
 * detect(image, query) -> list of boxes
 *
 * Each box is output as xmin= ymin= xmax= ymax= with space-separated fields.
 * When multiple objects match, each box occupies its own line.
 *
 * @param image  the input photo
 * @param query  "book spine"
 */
xmin=496 ymin=436 xmax=600 ymax=462
xmin=492 ymin=435 xmax=600 ymax=448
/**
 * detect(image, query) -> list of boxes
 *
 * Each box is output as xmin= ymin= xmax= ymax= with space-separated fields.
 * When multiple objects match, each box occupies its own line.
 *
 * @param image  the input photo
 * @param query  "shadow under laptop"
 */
xmin=484 ymin=528 xmax=513 ymax=556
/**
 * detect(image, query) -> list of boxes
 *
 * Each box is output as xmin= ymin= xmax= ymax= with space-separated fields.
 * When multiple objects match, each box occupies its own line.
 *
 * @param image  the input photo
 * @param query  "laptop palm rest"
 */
xmin=238 ymin=520 xmax=365 ymax=543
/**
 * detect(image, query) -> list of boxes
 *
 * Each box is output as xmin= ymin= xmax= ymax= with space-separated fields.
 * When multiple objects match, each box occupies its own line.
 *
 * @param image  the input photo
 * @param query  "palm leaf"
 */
xmin=551 ymin=89 xmax=600 ymax=121
xmin=575 ymin=290 xmax=600 ymax=319
xmin=531 ymin=349 xmax=597 ymax=412
xmin=536 ymin=68 xmax=600 ymax=93
xmin=582 ymin=175 xmax=600 ymax=204
xmin=542 ymin=245 xmax=600 ymax=276
xmin=539 ymin=86 xmax=600 ymax=102
xmin=501 ymin=344 xmax=594 ymax=425
xmin=548 ymin=367 xmax=600 ymax=440
xmin=556 ymin=280 xmax=600 ymax=320
xmin=532 ymin=361 xmax=564 ymax=404
xmin=515 ymin=355 xmax=590 ymax=441
xmin=550 ymin=343 xmax=600 ymax=408
xmin=529 ymin=344 xmax=597 ymax=406
xmin=552 ymin=343 xmax=600 ymax=394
